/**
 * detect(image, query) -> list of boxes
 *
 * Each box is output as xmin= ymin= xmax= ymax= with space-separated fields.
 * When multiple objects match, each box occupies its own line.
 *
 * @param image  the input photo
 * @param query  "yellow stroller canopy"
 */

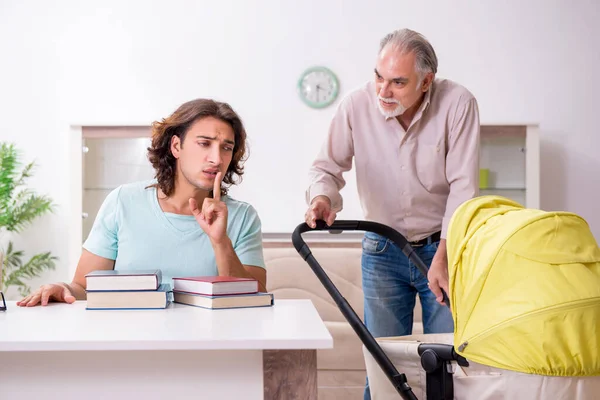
xmin=446 ymin=195 xmax=600 ymax=376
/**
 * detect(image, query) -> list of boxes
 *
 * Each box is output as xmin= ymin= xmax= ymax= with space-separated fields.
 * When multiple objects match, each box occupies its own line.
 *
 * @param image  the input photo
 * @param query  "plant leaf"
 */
xmin=4 ymin=251 xmax=57 ymax=295
xmin=0 ymin=141 xmax=57 ymax=295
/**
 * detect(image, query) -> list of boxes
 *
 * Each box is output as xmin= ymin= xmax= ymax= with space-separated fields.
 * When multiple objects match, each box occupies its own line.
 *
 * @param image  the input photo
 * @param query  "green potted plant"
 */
xmin=0 ymin=142 xmax=57 ymax=297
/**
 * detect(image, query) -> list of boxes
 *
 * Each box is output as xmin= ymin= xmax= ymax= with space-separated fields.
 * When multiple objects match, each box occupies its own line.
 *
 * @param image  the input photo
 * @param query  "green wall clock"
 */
xmin=297 ymin=66 xmax=339 ymax=109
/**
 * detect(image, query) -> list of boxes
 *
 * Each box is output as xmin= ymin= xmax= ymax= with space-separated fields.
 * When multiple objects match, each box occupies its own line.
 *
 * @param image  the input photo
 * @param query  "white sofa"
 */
xmin=264 ymin=246 xmax=423 ymax=400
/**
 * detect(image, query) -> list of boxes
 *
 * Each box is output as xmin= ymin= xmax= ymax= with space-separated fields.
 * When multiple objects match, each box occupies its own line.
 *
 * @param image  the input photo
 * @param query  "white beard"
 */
xmin=377 ymin=76 xmax=425 ymax=118
xmin=377 ymin=96 xmax=407 ymax=118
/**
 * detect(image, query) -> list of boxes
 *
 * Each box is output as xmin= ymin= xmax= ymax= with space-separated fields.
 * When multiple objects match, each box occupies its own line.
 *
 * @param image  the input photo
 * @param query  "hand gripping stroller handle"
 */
xmin=292 ymin=220 xmax=418 ymax=400
xmin=292 ymin=220 xmax=451 ymax=309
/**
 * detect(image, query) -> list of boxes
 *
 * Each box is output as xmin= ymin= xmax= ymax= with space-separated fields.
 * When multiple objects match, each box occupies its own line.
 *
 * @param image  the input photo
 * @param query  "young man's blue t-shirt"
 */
xmin=83 ymin=180 xmax=265 ymax=286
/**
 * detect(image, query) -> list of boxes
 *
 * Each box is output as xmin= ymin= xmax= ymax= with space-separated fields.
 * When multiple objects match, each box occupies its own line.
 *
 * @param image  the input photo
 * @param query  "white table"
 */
xmin=0 ymin=299 xmax=333 ymax=400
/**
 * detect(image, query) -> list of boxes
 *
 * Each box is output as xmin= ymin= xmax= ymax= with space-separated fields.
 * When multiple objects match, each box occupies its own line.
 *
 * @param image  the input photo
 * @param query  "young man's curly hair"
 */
xmin=147 ymin=99 xmax=248 ymax=197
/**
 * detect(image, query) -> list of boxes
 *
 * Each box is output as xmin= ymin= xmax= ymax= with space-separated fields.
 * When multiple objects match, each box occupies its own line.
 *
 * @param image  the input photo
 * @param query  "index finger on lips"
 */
xmin=213 ymin=171 xmax=222 ymax=201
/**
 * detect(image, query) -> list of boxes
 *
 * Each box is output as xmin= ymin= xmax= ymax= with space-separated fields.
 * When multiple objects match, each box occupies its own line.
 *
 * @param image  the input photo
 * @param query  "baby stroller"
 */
xmin=292 ymin=196 xmax=600 ymax=399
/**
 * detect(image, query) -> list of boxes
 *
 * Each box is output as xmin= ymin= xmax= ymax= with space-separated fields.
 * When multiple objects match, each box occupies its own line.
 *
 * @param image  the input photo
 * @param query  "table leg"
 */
xmin=263 ymin=349 xmax=317 ymax=400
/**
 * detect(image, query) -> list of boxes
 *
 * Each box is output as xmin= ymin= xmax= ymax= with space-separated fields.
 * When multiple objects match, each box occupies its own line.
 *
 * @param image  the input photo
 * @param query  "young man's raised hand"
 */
xmin=190 ymin=171 xmax=229 ymax=245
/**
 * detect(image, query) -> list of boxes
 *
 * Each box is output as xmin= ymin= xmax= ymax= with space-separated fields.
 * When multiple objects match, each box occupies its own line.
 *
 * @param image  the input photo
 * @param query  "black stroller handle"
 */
xmin=292 ymin=219 xmax=465 ymax=400
xmin=292 ymin=220 xmax=451 ymax=308
xmin=292 ymin=220 xmax=417 ymax=400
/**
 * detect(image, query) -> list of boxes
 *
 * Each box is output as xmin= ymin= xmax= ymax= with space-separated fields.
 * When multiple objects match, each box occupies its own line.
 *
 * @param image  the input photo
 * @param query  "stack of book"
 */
xmin=85 ymin=269 xmax=170 ymax=310
xmin=172 ymin=276 xmax=274 ymax=309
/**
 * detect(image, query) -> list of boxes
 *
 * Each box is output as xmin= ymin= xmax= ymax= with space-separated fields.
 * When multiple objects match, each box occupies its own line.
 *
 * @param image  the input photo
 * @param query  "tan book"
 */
xmin=173 ymin=290 xmax=273 ymax=310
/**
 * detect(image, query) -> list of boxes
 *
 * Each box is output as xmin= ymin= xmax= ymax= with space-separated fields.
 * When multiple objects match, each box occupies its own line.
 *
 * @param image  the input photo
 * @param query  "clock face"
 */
xmin=297 ymin=66 xmax=339 ymax=108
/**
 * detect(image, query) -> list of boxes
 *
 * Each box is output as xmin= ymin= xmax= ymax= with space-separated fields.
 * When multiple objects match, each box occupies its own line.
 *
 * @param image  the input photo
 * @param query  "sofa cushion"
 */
xmin=265 ymin=246 xmax=425 ymax=325
xmin=265 ymin=247 xmax=365 ymax=322
xmin=318 ymin=321 xmax=367 ymax=370
xmin=318 ymin=370 xmax=367 ymax=400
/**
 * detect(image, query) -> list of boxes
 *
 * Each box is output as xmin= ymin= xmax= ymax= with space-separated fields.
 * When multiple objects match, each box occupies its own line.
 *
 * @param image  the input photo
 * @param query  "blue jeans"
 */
xmin=361 ymin=231 xmax=454 ymax=400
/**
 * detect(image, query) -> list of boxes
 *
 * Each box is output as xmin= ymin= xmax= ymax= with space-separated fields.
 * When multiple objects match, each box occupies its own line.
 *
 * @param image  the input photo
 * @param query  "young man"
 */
xmin=18 ymin=98 xmax=266 ymax=307
xmin=304 ymin=28 xmax=480 ymax=399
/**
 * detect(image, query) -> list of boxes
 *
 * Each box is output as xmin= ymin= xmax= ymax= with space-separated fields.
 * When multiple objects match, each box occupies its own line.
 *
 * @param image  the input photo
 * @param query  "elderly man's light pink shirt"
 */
xmin=306 ymin=78 xmax=480 ymax=241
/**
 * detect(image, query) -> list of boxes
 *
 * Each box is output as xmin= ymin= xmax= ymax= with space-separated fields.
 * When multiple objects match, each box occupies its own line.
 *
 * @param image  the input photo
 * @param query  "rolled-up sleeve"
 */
xmin=306 ymin=97 xmax=355 ymax=212
xmin=442 ymin=97 xmax=480 ymax=238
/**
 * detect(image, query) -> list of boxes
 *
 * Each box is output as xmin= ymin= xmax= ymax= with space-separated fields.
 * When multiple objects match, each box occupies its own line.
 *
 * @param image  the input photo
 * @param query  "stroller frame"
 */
xmin=292 ymin=220 xmax=468 ymax=400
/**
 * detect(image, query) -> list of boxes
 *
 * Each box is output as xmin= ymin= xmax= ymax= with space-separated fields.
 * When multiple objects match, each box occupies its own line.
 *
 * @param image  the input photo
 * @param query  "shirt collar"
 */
xmin=422 ymin=83 xmax=433 ymax=110
xmin=416 ymin=85 xmax=432 ymax=118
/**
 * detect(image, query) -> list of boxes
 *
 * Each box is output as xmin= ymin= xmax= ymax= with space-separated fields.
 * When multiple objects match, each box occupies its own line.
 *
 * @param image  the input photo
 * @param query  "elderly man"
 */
xmin=304 ymin=27 xmax=480 ymax=399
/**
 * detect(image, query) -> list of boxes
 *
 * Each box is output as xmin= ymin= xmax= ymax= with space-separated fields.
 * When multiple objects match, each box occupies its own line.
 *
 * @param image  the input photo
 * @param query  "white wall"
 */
xmin=1 ymin=0 xmax=599 ymax=291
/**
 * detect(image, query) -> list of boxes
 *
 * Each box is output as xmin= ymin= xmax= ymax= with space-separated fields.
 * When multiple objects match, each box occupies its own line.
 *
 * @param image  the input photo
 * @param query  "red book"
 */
xmin=172 ymin=276 xmax=258 ymax=296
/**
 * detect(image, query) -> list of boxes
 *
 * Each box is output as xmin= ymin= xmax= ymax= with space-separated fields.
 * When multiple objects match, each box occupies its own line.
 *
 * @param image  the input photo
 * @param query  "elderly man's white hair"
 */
xmin=379 ymin=29 xmax=438 ymax=77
